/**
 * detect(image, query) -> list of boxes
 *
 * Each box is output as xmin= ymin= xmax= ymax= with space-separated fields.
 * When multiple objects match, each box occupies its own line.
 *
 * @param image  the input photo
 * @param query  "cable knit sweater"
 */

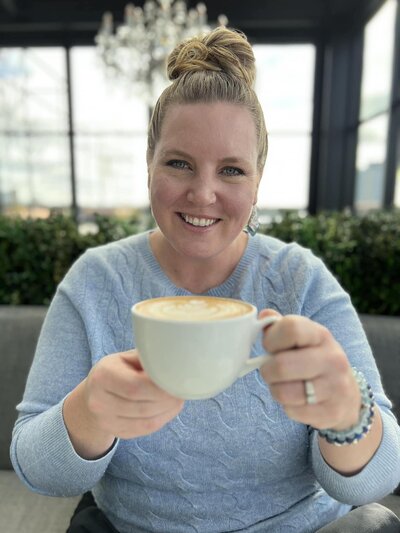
xmin=11 ymin=232 xmax=400 ymax=533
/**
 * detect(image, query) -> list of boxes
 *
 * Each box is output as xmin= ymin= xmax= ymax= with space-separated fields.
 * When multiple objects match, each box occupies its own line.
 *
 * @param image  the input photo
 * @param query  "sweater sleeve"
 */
xmin=10 ymin=254 xmax=119 ymax=497
xmin=310 ymin=411 xmax=400 ymax=504
xmin=292 ymin=248 xmax=400 ymax=502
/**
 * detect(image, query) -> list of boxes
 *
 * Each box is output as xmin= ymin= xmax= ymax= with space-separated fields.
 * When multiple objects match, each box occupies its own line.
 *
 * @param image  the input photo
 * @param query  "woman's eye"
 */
xmin=167 ymin=160 xmax=190 ymax=170
xmin=221 ymin=167 xmax=244 ymax=177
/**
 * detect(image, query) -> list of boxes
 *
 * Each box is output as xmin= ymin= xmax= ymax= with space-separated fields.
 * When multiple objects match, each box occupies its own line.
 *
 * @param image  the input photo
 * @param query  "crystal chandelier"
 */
xmin=95 ymin=0 xmax=228 ymax=105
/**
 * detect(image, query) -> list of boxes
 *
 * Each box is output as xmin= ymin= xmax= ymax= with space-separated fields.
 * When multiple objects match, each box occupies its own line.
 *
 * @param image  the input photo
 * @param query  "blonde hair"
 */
xmin=147 ymin=26 xmax=268 ymax=174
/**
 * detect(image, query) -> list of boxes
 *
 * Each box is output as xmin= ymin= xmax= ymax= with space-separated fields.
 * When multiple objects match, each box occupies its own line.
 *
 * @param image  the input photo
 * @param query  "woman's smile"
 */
xmin=178 ymin=212 xmax=221 ymax=229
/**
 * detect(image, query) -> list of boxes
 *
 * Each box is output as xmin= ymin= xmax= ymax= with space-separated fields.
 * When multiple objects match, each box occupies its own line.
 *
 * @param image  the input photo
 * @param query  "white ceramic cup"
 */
xmin=131 ymin=295 xmax=278 ymax=400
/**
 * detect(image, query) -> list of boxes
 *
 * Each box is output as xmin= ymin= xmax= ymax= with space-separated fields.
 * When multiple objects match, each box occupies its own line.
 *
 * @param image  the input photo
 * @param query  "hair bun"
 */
xmin=167 ymin=27 xmax=256 ymax=88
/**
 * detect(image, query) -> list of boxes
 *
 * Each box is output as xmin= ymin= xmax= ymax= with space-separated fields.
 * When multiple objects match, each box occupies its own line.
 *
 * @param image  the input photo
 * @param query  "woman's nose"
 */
xmin=186 ymin=176 xmax=217 ymax=206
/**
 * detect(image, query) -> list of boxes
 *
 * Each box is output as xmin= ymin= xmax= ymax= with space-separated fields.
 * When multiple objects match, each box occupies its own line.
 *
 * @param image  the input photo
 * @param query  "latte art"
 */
xmin=136 ymin=296 xmax=252 ymax=321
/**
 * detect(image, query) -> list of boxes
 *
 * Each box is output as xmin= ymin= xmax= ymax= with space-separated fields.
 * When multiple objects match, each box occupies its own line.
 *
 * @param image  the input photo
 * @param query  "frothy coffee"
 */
xmin=135 ymin=296 xmax=253 ymax=321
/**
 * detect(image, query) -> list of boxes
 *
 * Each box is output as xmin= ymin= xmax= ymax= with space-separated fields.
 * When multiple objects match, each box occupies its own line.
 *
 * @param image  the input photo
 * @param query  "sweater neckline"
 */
xmin=139 ymin=231 xmax=260 ymax=297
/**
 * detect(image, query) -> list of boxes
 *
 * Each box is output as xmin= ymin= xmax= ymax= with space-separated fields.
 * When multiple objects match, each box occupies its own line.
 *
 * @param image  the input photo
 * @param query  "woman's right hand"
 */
xmin=63 ymin=350 xmax=185 ymax=459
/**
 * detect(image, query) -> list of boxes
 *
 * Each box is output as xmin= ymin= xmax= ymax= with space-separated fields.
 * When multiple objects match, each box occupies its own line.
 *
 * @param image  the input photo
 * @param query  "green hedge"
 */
xmin=1 ymin=210 xmax=399 ymax=315
xmin=0 ymin=214 xmax=142 ymax=306
xmin=260 ymin=210 xmax=400 ymax=316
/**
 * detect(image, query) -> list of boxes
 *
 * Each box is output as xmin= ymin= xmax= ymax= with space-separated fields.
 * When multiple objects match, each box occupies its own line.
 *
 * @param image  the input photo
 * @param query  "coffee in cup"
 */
xmin=132 ymin=296 xmax=278 ymax=400
xmin=134 ymin=295 xmax=252 ymax=321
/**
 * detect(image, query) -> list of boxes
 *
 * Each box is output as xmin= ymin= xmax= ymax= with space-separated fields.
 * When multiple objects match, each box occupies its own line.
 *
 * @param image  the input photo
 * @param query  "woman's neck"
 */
xmin=149 ymin=230 xmax=248 ymax=294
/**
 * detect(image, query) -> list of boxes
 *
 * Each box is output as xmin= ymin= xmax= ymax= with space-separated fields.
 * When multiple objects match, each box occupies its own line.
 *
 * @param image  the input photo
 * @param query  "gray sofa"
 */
xmin=1 ymin=305 xmax=399 ymax=533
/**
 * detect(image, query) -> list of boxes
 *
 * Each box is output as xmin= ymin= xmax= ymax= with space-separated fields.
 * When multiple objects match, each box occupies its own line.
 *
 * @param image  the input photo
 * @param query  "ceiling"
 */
xmin=0 ymin=0 xmax=386 ymax=45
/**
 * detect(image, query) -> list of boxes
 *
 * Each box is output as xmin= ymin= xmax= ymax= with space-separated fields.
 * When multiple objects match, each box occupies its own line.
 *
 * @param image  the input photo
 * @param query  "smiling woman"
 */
xmin=10 ymin=25 xmax=400 ymax=533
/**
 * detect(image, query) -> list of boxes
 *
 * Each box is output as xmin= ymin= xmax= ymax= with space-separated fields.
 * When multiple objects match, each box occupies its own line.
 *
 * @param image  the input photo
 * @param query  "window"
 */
xmin=254 ymin=44 xmax=315 ymax=212
xmin=0 ymin=47 xmax=71 ymax=217
xmin=0 ymin=42 xmax=316 ymax=219
xmin=355 ymin=0 xmax=397 ymax=210
xmin=71 ymin=47 xmax=149 ymax=218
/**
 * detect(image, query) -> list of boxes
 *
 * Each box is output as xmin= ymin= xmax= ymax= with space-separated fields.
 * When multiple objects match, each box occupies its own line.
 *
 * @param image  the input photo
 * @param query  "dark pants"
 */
xmin=316 ymin=503 xmax=400 ymax=532
xmin=67 ymin=493 xmax=400 ymax=533
xmin=67 ymin=492 xmax=119 ymax=532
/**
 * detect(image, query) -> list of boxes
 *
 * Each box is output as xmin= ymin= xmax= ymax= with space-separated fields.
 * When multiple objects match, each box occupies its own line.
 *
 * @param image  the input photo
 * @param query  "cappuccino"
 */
xmin=131 ymin=296 xmax=278 ymax=399
xmin=134 ymin=296 xmax=252 ymax=321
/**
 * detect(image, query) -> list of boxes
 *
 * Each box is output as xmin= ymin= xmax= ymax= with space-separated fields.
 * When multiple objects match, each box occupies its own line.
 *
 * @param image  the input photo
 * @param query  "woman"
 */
xmin=11 ymin=27 xmax=400 ymax=532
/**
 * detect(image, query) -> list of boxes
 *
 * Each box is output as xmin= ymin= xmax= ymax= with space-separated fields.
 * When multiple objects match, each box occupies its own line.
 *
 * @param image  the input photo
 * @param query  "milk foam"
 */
xmin=137 ymin=297 xmax=252 ymax=321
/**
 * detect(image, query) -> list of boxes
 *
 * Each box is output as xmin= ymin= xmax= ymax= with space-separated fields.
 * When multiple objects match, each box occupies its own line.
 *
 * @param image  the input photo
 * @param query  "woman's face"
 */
xmin=148 ymin=101 xmax=260 ymax=262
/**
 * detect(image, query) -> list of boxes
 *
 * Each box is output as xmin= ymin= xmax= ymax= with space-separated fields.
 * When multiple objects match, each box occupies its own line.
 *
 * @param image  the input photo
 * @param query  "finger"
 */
xmin=259 ymin=308 xmax=282 ymax=319
xmin=261 ymin=338 xmax=348 ymax=384
xmin=106 ymin=392 xmax=184 ymax=419
xmin=116 ymin=399 xmax=184 ymax=422
xmin=263 ymin=315 xmax=329 ymax=353
xmin=283 ymin=402 xmax=332 ymax=428
xmin=283 ymin=398 xmax=358 ymax=431
xmin=97 ymin=353 xmax=178 ymax=403
xmin=269 ymin=375 xmax=333 ymax=407
xmin=114 ymin=400 xmax=185 ymax=439
xmin=261 ymin=346 xmax=325 ymax=383
xmin=120 ymin=349 xmax=143 ymax=371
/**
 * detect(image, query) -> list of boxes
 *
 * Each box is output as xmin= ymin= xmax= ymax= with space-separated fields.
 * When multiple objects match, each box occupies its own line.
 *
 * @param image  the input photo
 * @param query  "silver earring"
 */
xmin=246 ymin=205 xmax=259 ymax=236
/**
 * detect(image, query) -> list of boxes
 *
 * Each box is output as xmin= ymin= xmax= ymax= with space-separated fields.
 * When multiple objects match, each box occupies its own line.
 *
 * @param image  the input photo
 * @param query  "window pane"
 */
xmin=75 ymin=135 xmax=148 ymax=217
xmin=0 ymin=48 xmax=68 ymax=132
xmin=0 ymin=47 xmax=70 ymax=217
xmin=254 ymin=45 xmax=315 ymax=133
xmin=355 ymin=114 xmax=389 ymax=210
xmin=359 ymin=0 xmax=397 ymax=121
xmin=0 ymin=134 xmax=71 ymax=217
xmin=253 ymin=44 xmax=315 ymax=209
xmin=70 ymin=47 xmax=148 ymax=133
xmin=258 ymin=134 xmax=311 ymax=210
xmin=71 ymin=47 xmax=149 ymax=215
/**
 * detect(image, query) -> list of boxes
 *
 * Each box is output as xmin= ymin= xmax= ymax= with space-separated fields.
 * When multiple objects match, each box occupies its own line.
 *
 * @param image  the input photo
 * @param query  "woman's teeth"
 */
xmin=181 ymin=214 xmax=218 ymax=227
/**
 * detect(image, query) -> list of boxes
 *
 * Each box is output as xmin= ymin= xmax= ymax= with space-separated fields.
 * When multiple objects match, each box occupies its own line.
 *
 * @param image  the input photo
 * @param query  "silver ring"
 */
xmin=305 ymin=380 xmax=317 ymax=405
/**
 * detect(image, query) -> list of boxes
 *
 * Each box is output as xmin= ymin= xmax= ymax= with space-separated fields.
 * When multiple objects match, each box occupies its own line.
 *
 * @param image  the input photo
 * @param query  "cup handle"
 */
xmin=238 ymin=315 xmax=279 ymax=378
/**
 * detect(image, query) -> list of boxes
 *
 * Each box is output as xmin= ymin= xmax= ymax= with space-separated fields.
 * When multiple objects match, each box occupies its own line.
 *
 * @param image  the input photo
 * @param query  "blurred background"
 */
xmin=0 ymin=0 xmax=399 ymax=224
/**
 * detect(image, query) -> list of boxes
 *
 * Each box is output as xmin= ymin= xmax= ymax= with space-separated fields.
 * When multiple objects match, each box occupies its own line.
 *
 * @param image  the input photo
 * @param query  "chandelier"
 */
xmin=95 ymin=0 xmax=228 ymax=105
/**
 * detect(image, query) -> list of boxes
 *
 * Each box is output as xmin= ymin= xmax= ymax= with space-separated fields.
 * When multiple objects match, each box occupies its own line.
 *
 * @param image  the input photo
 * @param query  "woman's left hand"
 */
xmin=259 ymin=310 xmax=361 ymax=431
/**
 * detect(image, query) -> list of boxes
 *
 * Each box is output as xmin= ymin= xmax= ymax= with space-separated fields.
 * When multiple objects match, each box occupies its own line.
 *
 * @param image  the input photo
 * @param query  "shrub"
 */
xmin=0 ymin=210 xmax=399 ymax=315
xmin=261 ymin=210 xmax=400 ymax=315
xmin=0 ymin=213 xmax=141 ymax=305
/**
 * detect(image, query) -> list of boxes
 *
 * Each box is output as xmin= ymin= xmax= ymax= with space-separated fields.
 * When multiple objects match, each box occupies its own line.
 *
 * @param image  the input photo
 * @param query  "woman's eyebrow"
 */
xmin=160 ymin=149 xmax=192 ymax=159
xmin=160 ymin=150 xmax=252 ymax=166
xmin=219 ymin=156 xmax=252 ymax=166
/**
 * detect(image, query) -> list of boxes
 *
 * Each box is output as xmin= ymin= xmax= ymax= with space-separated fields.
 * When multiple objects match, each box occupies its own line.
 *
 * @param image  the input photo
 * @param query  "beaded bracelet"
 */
xmin=317 ymin=368 xmax=375 ymax=446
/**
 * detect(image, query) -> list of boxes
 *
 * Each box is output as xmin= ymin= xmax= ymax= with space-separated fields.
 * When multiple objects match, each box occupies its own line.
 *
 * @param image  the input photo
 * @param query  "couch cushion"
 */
xmin=0 ymin=306 xmax=47 ymax=469
xmin=359 ymin=314 xmax=400 ymax=423
xmin=0 ymin=470 xmax=79 ymax=533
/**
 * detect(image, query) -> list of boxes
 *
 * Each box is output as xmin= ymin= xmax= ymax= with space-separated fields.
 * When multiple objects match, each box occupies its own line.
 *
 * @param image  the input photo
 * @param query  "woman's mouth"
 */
xmin=179 ymin=213 xmax=220 ymax=227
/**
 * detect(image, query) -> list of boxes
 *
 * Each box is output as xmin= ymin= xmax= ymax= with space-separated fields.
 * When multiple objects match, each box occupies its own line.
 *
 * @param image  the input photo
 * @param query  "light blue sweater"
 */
xmin=11 ymin=232 xmax=400 ymax=533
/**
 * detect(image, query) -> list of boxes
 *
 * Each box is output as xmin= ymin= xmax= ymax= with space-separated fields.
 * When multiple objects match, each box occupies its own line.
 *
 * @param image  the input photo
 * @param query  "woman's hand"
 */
xmin=63 ymin=350 xmax=184 ymax=459
xmin=259 ymin=310 xmax=361 ymax=431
